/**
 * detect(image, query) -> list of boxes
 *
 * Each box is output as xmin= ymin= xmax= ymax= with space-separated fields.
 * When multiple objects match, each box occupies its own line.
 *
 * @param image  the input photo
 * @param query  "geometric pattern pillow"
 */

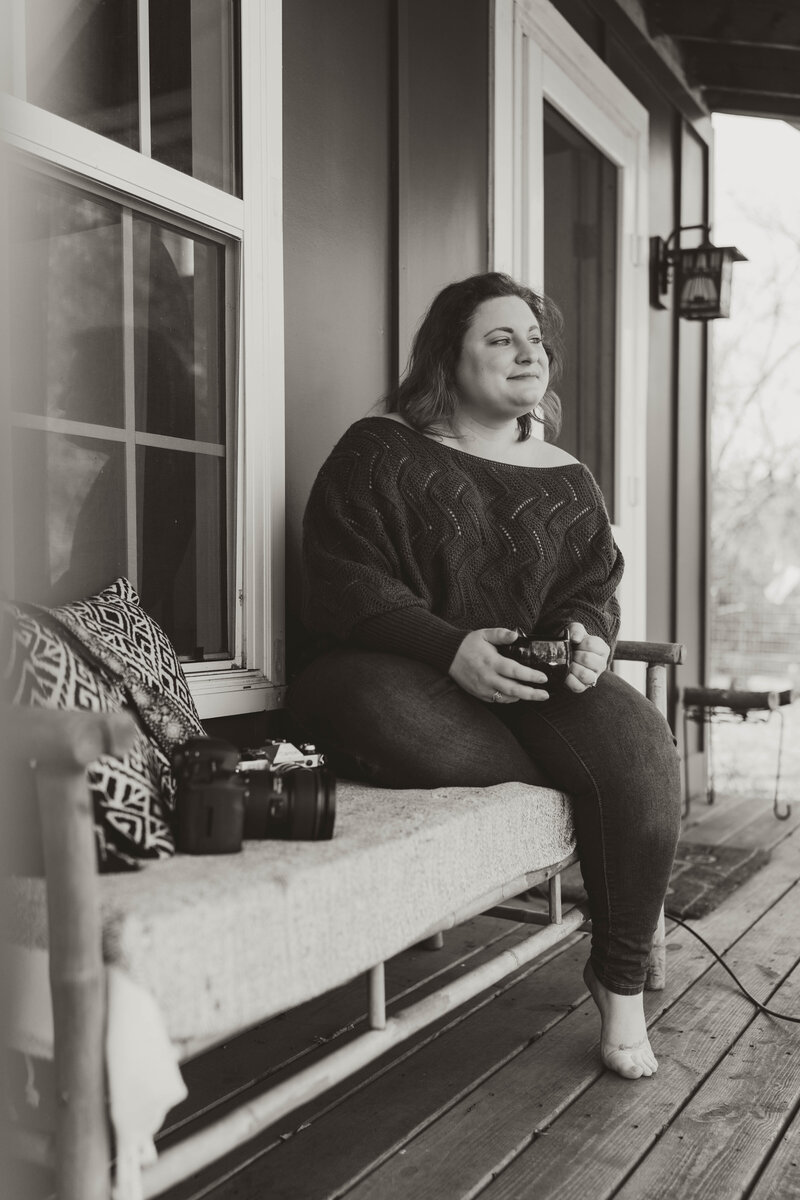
xmin=46 ymin=577 xmax=204 ymax=758
xmin=3 ymin=579 xmax=204 ymax=872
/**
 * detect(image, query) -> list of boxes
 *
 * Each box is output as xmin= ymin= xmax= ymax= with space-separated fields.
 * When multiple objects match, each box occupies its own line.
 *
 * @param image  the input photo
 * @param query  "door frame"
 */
xmin=492 ymin=0 xmax=650 ymax=644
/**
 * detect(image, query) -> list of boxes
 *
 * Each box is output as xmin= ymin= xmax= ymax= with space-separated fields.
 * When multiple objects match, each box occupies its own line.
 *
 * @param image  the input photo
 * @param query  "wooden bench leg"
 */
xmin=368 ymin=964 xmax=386 ymax=1029
xmin=418 ymin=932 xmax=444 ymax=950
xmin=548 ymin=873 xmax=563 ymax=923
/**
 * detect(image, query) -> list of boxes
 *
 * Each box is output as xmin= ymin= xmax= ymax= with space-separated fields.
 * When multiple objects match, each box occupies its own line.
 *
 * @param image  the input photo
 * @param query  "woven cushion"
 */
xmin=9 ymin=779 xmax=577 ymax=1054
xmin=3 ymin=579 xmax=203 ymax=871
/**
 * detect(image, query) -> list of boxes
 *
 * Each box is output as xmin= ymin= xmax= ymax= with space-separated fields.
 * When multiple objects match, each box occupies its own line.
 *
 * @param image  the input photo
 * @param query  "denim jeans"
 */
xmin=287 ymin=650 xmax=682 ymax=994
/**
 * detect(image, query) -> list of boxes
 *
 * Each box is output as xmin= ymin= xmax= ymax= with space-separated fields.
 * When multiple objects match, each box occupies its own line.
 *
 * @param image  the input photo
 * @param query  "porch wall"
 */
xmin=283 ymin=0 xmax=489 ymax=664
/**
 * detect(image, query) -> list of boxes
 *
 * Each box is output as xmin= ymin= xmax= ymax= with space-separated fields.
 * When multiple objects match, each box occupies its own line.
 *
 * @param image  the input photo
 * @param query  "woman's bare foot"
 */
xmin=583 ymin=961 xmax=658 ymax=1079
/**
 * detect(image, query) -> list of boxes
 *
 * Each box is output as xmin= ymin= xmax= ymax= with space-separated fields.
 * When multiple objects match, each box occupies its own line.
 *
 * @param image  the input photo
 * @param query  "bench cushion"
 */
xmin=9 ymin=780 xmax=575 ymax=1055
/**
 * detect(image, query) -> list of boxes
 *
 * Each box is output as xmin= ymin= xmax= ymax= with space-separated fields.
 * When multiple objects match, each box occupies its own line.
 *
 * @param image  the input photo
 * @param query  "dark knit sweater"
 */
xmin=300 ymin=417 xmax=624 ymax=675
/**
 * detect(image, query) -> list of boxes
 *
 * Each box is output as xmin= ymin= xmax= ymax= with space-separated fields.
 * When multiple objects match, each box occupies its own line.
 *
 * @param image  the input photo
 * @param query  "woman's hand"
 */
xmin=448 ymin=628 xmax=550 ymax=704
xmin=565 ymin=622 xmax=610 ymax=693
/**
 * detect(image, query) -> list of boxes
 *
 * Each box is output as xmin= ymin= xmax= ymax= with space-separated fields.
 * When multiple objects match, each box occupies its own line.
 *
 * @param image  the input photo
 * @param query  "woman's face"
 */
xmin=453 ymin=295 xmax=550 ymax=426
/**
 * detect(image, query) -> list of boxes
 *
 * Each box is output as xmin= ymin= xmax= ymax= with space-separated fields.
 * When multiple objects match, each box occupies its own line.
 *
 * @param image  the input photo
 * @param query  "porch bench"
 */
xmin=7 ymin=638 xmax=683 ymax=1200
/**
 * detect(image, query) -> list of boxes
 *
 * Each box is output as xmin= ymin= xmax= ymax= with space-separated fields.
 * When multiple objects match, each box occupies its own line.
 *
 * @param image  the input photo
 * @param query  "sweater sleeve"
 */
xmin=300 ymin=429 xmax=467 ymax=673
xmin=542 ymin=470 xmax=624 ymax=654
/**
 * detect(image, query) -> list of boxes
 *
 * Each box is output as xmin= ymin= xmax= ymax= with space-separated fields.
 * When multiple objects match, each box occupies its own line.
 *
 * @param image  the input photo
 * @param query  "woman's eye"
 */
xmin=530 ymin=336 xmax=542 ymax=345
xmin=491 ymin=338 xmax=511 ymax=346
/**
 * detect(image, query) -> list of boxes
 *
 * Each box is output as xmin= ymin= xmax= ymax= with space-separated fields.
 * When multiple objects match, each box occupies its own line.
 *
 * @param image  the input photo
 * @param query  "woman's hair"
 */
xmin=385 ymin=272 xmax=563 ymax=441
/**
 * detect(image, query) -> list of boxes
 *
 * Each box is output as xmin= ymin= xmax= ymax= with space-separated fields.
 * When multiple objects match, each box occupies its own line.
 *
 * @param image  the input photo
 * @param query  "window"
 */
xmin=2 ymin=1 xmax=285 ymax=717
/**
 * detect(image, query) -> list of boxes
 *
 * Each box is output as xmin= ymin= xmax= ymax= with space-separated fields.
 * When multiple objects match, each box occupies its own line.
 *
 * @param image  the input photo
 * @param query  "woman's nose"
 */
xmin=514 ymin=341 xmax=533 ymax=363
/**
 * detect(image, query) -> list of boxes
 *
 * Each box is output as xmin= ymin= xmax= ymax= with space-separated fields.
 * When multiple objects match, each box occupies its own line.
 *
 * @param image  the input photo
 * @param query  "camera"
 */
xmin=173 ymin=737 xmax=336 ymax=855
xmin=498 ymin=629 xmax=572 ymax=686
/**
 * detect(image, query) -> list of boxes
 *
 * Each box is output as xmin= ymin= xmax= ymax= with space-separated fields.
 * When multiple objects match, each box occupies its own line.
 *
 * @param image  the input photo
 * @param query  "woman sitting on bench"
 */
xmin=288 ymin=271 xmax=682 ymax=1080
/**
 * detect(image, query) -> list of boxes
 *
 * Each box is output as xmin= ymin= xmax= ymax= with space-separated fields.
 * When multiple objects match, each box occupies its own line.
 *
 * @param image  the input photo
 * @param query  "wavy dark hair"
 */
xmin=384 ymin=272 xmax=564 ymax=441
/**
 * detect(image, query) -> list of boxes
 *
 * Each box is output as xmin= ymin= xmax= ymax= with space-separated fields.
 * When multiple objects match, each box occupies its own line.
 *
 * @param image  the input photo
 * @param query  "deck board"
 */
xmin=161 ymin=815 xmax=799 ymax=1200
xmin=340 ymin=837 xmax=800 ymax=1200
xmin=613 ymin=961 xmax=800 ymax=1200
xmin=215 ymin=940 xmax=592 ymax=1200
xmin=474 ymin=883 xmax=800 ymax=1200
xmin=159 ymin=927 xmax=589 ymax=1200
xmin=747 ymin=1102 xmax=800 ymax=1199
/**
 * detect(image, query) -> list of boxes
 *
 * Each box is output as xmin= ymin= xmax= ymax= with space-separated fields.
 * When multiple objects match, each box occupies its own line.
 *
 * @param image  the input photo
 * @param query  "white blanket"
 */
xmin=8 ymin=944 xmax=187 ymax=1200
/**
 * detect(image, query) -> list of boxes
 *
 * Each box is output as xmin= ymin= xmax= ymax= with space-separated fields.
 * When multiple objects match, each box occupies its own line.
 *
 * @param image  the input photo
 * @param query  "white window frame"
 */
xmin=492 ymin=0 xmax=649 ymax=646
xmin=1 ymin=0 xmax=285 ymax=720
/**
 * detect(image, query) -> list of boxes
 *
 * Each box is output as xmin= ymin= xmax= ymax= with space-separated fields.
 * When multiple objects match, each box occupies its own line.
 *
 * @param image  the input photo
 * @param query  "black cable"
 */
xmin=665 ymin=911 xmax=800 ymax=1023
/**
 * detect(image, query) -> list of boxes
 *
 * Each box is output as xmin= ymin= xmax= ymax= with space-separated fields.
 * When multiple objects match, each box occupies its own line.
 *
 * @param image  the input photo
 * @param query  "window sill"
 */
xmin=187 ymin=671 xmax=286 ymax=720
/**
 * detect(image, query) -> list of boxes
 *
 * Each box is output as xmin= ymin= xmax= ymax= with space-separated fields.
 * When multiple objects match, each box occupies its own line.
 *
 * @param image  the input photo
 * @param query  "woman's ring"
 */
xmin=491 ymin=689 xmax=502 ymax=703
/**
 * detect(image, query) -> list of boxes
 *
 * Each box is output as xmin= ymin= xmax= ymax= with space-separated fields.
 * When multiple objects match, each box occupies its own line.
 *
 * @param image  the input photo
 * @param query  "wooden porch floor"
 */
xmin=156 ymin=781 xmax=800 ymax=1200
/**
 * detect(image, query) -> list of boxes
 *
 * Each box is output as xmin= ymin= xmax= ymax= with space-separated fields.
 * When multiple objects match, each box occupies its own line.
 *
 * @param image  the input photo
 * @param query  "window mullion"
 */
xmin=121 ymin=208 xmax=139 ymax=586
xmin=137 ymin=0 xmax=152 ymax=157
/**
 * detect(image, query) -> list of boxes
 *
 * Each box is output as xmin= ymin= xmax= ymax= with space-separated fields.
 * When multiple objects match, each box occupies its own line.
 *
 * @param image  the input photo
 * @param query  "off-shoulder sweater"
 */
xmin=299 ymin=417 xmax=624 ymax=675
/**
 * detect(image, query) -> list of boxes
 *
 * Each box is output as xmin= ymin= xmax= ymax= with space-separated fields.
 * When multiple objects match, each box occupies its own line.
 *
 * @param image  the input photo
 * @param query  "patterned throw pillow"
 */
xmin=4 ymin=579 xmax=205 ymax=872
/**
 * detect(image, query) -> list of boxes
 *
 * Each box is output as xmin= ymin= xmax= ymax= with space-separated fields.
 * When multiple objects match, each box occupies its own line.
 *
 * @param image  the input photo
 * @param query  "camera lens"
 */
xmin=240 ymin=768 xmax=336 ymax=840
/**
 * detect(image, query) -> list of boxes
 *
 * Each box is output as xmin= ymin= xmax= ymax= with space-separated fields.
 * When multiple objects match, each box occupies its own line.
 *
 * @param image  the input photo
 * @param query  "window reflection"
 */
xmin=20 ymin=1 xmax=240 ymax=194
xmin=12 ymin=172 xmax=125 ymax=425
xmin=149 ymin=0 xmax=240 ymax=194
xmin=13 ymin=430 xmax=127 ymax=605
xmin=133 ymin=220 xmax=225 ymax=443
xmin=137 ymin=447 xmax=228 ymax=660
xmin=25 ymin=0 xmax=139 ymax=148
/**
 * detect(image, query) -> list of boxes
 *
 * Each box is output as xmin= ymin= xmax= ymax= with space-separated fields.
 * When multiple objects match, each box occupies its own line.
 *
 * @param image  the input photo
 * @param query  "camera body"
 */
xmin=498 ymin=629 xmax=572 ymax=686
xmin=173 ymin=737 xmax=336 ymax=855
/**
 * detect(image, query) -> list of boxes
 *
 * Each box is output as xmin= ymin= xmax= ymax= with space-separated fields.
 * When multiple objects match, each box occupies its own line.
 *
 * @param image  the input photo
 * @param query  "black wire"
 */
xmin=665 ymin=911 xmax=800 ymax=1023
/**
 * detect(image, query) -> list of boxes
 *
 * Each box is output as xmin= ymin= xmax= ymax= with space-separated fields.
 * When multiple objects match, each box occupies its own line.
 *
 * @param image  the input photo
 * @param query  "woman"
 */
xmin=288 ymin=272 xmax=681 ymax=1080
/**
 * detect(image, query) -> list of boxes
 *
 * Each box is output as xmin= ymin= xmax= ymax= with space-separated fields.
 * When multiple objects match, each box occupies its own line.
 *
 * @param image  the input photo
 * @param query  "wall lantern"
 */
xmin=651 ymin=224 xmax=748 ymax=319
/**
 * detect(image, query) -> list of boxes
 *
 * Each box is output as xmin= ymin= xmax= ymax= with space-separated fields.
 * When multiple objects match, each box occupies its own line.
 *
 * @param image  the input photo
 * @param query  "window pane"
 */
xmin=8 ymin=171 xmax=236 ymax=663
xmin=25 ymin=0 xmax=139 ymax=149
xmin=11 ymin=171 xmax=125 ymax=426
xmin=543 ymin=102 xmax=617 ymax=519
xmin=149 ymin=0 xmax=240 ymax=195
xmin=137 ymin=447 xmax=229 ymax=661
xmin=133 ymin=218 xmax=226 ymax=443
xmin=13 ymin=429 xmax=127 ymax=605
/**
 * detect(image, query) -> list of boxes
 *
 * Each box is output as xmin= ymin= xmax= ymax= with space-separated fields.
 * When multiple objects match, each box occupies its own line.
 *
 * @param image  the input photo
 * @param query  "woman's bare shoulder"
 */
xmin=523 ymin=439 xmax=580 ymax=468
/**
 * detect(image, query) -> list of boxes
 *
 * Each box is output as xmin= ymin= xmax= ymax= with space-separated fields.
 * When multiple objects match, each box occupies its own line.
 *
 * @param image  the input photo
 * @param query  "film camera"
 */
xmin=173 ymin=737 xmax=336 ymax=855
xmin=498 ymin=629 xmax=572 ymax=686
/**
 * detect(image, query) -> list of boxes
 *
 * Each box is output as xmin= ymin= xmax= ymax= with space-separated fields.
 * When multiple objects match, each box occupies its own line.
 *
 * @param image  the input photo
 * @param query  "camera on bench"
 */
xmin=173 ymin=737 xmax=336 ymax=854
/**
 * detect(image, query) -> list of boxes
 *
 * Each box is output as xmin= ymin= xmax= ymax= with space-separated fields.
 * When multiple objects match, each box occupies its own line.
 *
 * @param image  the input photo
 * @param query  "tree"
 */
xmin=710 ymin=201 xmax=800 ymax=681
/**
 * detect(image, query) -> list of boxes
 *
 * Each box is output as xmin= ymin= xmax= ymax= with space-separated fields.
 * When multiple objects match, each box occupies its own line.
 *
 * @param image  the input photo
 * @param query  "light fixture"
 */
xmin=651 ymin=224 xmax=748 ymax=320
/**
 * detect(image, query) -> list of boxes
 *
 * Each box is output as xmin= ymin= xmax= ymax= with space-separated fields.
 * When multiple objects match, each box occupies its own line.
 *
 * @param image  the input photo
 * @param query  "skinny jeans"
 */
xmin=287 ymin=650 xmax=682 ymax=994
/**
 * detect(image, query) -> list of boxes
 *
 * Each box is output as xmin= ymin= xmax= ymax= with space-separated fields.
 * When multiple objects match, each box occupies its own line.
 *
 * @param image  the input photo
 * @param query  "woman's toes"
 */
xmin=601 ymin=1042 xmax=658 ymax=1079
xmin=603 ymin=1048 xmax=646 ymax=1079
